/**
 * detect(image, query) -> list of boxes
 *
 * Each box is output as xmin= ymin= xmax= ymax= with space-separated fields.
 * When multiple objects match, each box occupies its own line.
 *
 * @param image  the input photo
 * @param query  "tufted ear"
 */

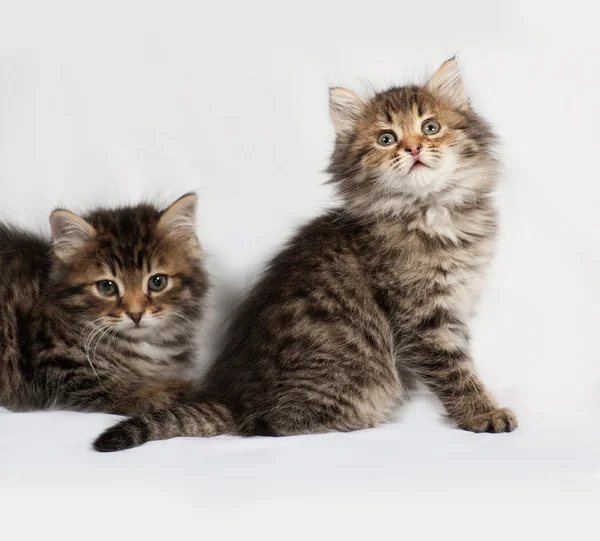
xmin=426 ymin=57 xmax=470 ymax=109
xmin=329 ymin=87 xmax=365 ymax=137
xmin=157 ymin=193 xmax=198 ymax=241
xmin=50 ymin=209 xmax=95 ymax=261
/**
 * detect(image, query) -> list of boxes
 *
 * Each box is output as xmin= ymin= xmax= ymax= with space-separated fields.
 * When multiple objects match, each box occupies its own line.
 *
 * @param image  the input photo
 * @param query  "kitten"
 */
xmin=95 ymin=59 xmax=517 ymax=452
xmin=0 ymin=193 xmax=208 ymax=414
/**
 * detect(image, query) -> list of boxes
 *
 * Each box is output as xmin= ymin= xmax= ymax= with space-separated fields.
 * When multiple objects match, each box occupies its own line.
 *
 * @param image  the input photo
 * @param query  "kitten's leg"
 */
xmin=33 ymin=357 xmax=198 ymax=414
xmin=107 ymin=379 xmax=200 ymax=416
xmin=0 ymin=359 xmax=33 ymax=411
xmin=240 ymin=348 xmax=402 ymax=437
xmin=401 ymin=320 xmax=517 ymax=433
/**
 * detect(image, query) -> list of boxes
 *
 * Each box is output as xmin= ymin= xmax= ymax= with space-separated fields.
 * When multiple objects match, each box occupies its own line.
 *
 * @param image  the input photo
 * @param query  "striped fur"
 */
xmin=94 ymin=59 xmax=516 ymax=452
xmin=0 ymin=194 xmax=208 ymax=414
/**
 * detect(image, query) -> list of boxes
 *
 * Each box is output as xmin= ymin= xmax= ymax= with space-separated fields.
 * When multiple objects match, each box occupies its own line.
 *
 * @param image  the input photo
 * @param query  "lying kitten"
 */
xmin=95 ymin=59 xmax=516 ymax=452
xmin=0 ymin=193 xmax=208 ymax=414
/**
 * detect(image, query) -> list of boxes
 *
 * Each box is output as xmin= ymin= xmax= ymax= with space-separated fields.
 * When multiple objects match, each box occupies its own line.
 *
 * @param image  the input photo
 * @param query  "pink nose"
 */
xmin=128 ymin=312 xmax=143 ymax=325
xmin=405 ymin=144 xmax=421 ymax=156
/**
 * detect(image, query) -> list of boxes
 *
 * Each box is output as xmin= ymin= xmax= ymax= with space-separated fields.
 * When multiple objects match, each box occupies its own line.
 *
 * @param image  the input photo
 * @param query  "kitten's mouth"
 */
xmin=410 ymin=159 xmax=429 ymax=172
xmin=121 ymin=322 xmax=152 ymax=336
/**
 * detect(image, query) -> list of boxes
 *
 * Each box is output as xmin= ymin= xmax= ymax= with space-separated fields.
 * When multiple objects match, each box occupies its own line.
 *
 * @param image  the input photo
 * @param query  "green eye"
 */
xmin=148 ymin=274 xmax=168 ymax=292
xmin=422 ymin=119 xmax=441 ymax=135
xmin=377 ymin=132 xmax=397 ymax=146
xmin=96 ymin=280 xmax=118 ymax=297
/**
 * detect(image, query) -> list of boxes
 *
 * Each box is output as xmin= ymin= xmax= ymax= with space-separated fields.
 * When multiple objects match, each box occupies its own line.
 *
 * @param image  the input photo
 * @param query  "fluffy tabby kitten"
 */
xmin=0 ymin=193 xmax=208 ymax=414
xmin=95 ymin=59 xmax=517 ymax=452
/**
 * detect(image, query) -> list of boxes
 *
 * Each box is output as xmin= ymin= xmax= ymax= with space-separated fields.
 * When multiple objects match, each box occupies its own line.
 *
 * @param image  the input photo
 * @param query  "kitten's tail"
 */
xmin=93 ymin=397 xmax=235 ymax=452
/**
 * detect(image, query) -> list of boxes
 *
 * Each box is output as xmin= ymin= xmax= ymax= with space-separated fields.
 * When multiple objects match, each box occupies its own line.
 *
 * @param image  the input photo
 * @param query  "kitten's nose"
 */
xmin=405 ymin=144 xmax=421 ymax=156
xmin=128 ymin=312 xmax=143 ymax=325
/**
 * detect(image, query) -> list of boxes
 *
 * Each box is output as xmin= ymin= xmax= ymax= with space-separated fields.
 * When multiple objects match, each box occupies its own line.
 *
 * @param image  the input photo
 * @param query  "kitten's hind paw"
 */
xmin=457 ymin=407 xmax=518 ymax=434
xmin=93 ymin=417 xmax=149 ymax=452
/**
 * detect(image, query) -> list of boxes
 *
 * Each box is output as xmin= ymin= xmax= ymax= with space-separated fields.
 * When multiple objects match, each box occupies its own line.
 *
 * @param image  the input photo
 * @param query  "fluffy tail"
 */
xmin=93 ymin=397 xmax=235 ymax=452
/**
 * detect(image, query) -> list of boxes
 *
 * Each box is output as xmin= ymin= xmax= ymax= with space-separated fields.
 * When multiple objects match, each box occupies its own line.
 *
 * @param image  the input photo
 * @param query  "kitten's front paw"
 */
xmin=131 ymin=380 xmax=197 ymax=413
xmin=457 ymin=407 xmax=517 ymax=433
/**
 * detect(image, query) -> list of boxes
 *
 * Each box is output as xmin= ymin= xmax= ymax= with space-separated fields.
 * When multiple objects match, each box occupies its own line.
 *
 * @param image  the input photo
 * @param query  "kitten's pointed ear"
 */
xmin=426 ymin=58 xmax=469 ymax=109
xmin=50 ymin=210 xmax=95 ymax=261
xmin=329 ymin=87 xmax=365 ymax=136
xmin=157 ymin=193 xmax=198 ymax=241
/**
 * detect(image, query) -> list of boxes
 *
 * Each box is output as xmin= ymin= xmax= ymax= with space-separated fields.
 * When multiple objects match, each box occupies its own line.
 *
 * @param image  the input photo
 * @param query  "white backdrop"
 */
xmin=1 ymin=1 xmax=599 ymax=539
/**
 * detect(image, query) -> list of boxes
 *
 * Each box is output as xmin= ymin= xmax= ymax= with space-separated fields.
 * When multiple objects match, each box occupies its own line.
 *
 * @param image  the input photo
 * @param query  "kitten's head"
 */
xmin=327 ymin=58 xmax=497 ymax=213
xmin=49 ymin=193 xmax=208 ymax=341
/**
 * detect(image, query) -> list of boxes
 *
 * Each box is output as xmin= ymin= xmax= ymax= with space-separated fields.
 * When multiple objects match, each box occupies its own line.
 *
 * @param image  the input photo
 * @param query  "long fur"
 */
xmin=0 ymin=194 xmax=209 ymax=414
xmin=94 ymin=59 xmax=516 ymax=452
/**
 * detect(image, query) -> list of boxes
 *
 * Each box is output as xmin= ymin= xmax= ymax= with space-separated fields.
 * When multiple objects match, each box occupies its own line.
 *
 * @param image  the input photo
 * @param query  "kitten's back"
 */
xmin=0 ymin=223 xmax=52 ymax=408
xmin=0 ymin=223 xmax=51 ymax=301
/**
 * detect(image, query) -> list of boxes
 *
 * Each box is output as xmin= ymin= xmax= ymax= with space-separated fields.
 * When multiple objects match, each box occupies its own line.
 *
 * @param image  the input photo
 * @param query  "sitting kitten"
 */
xmin=0 ymin=193 xmax=208 ymax=414
xmin=95 ymin=58 xmax=517 ymax=452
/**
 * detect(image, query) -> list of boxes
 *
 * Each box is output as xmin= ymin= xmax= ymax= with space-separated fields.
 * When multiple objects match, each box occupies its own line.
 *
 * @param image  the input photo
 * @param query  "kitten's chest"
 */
xmin=118 ymin=340 xmax=192 ymax=379
xmin=366 ymin=211 xmax=496 ymax=321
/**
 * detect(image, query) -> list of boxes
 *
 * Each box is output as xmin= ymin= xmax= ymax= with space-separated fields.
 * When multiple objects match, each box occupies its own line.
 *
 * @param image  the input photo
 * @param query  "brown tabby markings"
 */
xmin=95 ymin=59 xmax=516 ymax=452
xmin=0 ymin=194 xmax=208 ymax=414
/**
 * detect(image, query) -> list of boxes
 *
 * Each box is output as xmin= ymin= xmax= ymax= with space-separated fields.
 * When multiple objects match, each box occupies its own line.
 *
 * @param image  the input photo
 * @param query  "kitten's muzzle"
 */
xmin=409 ymin=157 xmax=430 ymax=172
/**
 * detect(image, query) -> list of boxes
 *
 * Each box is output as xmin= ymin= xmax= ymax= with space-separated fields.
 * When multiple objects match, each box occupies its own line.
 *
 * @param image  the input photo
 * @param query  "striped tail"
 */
xmin=93 ymin=397 xmax=235 ymax=452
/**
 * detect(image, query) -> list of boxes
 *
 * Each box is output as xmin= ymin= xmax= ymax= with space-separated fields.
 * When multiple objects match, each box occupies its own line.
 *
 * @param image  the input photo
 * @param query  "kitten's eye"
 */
xmin=422 ymin=119 xmax=441 ymax=135
xmin=96 ymin=280 xmax=118 ymax=297
xmin=148 ymin=274 xmax=168 ymax=292
xmin=377 ymin=132 xmax=397 ymax=146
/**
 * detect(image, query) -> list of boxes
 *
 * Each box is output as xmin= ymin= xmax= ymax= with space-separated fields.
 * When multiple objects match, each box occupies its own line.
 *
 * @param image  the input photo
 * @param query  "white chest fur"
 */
xmin=126 ymin=341 xmax=189 ymax=373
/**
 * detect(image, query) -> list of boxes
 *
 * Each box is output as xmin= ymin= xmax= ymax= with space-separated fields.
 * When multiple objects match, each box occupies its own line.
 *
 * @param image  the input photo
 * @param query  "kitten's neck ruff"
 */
xmin=74 ymin=314 xmax=199 ymax=373
xmin=125 ymin=339 xmax=187 ymax=362
xmin=117 ymin=334 xmax=197 ymax=380
xmin=342 ymin=167 xmax=498 ymax=244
